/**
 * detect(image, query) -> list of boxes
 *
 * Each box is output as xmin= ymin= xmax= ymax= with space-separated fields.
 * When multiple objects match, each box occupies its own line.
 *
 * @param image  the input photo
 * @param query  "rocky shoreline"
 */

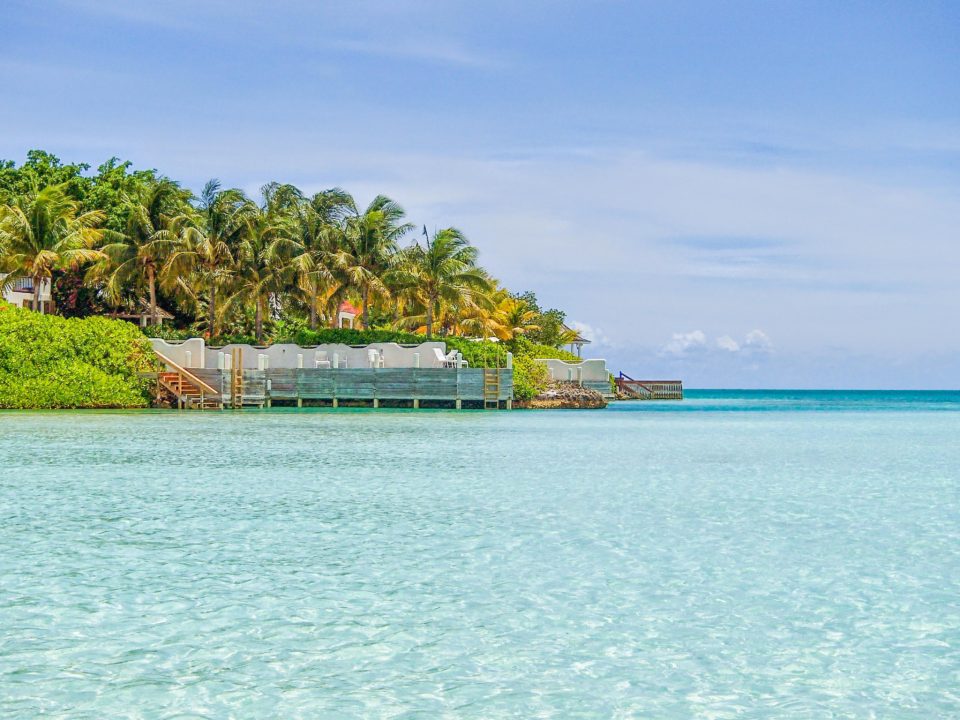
xmin=515 ymin=381 xmax=607 ymax=409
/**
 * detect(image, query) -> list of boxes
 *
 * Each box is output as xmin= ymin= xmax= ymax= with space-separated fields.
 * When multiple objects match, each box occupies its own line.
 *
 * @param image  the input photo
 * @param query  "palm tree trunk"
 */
xmin=33 ymin=275 xmax=42 ymax=314
xmin=426 ymin=300 xmax=433 ymax=338
xmin=255 ymin=297 xmax=264 ymax=343
xmin=362 ymin=286 xmax=369 ymax=329
xmin=147 ymin=265 xmax=158 ymax=326
xmin=208 ymin=285 xmax=217 ymax=337
xmin=309 ymin=292 xmax=318 ymax=331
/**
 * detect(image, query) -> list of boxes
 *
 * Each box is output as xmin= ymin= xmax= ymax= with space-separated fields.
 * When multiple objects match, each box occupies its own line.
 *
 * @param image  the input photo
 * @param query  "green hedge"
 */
xmin=512 ymin=354 xmax=550 ymax=400
xmin=146 ymin=324 xmax=260 ymax=346
xmin=285 ymin=327 xmax=426 ymax=347
xmin=145 ymin=324 xmax=199 ymax=342
xmin=509 ymin=336 xmax=581 ymax=363
xmin=442 ymin=336 xmax=506 ymax=369
xmin=526 ymin=343 xmax=580 ymax=363
xmin=0 ymin=303 xmax=156 ymax=408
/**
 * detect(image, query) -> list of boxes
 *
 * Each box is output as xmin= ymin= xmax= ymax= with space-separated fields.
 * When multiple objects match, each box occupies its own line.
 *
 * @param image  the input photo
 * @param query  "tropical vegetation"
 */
xmin=0 ymin=301 xmax=155 ymax=408
xmin=1 ymin=150 xmax=585 ymax=401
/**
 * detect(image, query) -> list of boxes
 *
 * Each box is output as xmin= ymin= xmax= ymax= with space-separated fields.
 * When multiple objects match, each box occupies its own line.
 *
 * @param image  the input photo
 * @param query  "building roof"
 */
xmin=338 ymin=300 xmax=361 ymax=316
xmin=106 ymin=299 xmax=175 ymax=321
xmin=562 ymin=323 xmax=591 ymax=344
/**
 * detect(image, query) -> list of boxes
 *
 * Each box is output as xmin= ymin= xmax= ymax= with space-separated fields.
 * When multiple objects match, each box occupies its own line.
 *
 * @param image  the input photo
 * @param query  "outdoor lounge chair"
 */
xmin=367 ymin=348 xmax=384 ymax=368
xmin=452 ymin=351 xmax=469 ymax=368
xmin=433 ymin=347 xmax=458 ymax=368
xmin=315 ymin=351 xmax=331 ymax=369
xmin=444 ymin=349 xmax=468 ymax=367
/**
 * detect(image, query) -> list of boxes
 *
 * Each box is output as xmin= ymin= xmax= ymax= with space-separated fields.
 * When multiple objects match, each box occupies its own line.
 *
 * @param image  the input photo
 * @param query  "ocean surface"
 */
xmin=1 ymin=391 xmax=958 ymax=718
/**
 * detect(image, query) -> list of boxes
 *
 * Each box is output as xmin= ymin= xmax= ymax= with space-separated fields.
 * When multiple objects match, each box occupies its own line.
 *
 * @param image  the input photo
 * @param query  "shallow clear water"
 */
xmin=2 ymin=392 xmax=959 ymax=718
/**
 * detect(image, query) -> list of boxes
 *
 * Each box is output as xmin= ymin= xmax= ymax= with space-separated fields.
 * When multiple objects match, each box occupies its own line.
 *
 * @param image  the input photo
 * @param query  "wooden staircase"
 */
xmin=155 ymin=352 xmax=224 ymax=410
xmin=483 ymin=367 xmax=501 ymax=409
xmin=616 ymin=373 xmax=683 ymax=400
xmin=230 ymin=347 xmax=244 ymax=408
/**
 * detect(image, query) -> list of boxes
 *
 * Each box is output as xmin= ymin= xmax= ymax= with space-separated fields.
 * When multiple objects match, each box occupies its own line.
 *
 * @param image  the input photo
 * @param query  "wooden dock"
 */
xmin=616 ymin=373 xmax=683 ymax=400
xmin=153 ymin=366 xmax=514 ymax=410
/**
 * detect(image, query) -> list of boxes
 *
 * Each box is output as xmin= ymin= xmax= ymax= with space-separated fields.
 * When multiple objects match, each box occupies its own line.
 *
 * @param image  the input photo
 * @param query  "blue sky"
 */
xmin=3 ymin=0 xmax=958 ymax=387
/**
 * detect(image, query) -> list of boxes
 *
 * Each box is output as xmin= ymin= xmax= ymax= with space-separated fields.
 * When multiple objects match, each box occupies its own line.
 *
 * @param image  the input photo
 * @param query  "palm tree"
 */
xmin=271 ymin=188 xmax=354 ymax=330
xmin=393 ymin=227 xmax=492 ymax=337
xmin=494 ymin=295 xmax=541 ymax=340
xmin=0 ymin=183 xmax=105 ymax=313
xmin=164 ymin=180 xmax=253 ymax=336
xmin=228 ymin=183 xmax=298 ymax=342
xmin=333 ymin=195 xmax=412 ymax=328
xmin=98 ymin=179 xmax=188 ymax=325
xmin=444 ymin=280 xmax=503 ymax=339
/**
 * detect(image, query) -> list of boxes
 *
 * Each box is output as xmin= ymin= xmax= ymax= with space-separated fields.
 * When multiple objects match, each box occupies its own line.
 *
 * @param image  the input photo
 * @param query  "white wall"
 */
xmin=536 ymin=358 xmax=609 ymax=382
xmin=150 ymin=338 xmax=207 ymax=368
xmin=212 ymin=342 xmax=450 ymax=369
xmin=1 ymin=274 xmax=52 ymax=309
xmin=149 ymin=337 xmax=451 ymax=370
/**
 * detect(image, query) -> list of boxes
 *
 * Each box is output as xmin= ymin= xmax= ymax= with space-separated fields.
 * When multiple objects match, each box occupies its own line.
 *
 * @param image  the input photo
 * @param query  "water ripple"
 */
xmin=1 ymin=401 xmax=959 ymax=717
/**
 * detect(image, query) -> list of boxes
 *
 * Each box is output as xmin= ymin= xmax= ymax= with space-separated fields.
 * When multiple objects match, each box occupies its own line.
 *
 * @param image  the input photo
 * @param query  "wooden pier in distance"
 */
xmin=616 ymin=373 xmax=683 ymax=400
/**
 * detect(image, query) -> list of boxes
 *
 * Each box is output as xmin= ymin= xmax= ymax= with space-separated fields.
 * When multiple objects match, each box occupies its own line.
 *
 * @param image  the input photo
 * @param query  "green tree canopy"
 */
xmin=0 ymin=183 xmax=105 ymax=313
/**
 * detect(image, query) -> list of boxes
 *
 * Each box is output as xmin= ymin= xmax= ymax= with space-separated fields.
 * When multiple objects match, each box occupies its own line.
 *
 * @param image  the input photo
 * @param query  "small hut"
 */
xmin=563 ymin=323 xmax=591 ymax=358
xmin=337 ymin=300 xmax=361 ymax=329
xmin=105 ymin=300 xmax=175 ymax=327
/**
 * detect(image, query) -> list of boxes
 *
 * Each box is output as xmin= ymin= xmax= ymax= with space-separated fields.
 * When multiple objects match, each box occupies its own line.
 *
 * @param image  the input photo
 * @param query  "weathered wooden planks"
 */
xmin=615 ymin=374 xmax=683 ymax=400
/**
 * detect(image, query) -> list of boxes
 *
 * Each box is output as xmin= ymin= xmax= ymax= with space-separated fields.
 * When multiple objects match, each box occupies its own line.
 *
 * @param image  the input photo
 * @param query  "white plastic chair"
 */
xmin=432 ymin=347 xmax=454 ymax=368
xmin=315 ymin=350 xmax=331 ymax=369
xmin=367 ymin=348 xmax=384 ymax=368
xmin=444 ymin=349 xmax=468 ymax=368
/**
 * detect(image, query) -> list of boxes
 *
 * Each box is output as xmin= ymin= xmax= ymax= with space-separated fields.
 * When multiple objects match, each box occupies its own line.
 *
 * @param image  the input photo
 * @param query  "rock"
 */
xmin=515 ymin=381 xmax=606 ymax=409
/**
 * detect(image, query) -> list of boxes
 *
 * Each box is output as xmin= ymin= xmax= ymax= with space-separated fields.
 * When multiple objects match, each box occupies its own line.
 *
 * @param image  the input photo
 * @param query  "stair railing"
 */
xmin=154 ymin=350 xmax=221 ymax=406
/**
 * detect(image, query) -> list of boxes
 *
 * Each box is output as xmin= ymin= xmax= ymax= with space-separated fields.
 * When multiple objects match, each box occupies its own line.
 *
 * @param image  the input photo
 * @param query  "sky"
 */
xmin=2 ymin=0 xmax=958 ymax=388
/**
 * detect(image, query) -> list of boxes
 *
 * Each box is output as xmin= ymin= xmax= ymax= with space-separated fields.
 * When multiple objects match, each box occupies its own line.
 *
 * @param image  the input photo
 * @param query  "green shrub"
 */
xmin=143 ymin=324 xmax=196 ymax=342
xmin=208 ymin=333 xmax=259 ymax=346
xmin=0 ymin=304 xmax=155 ymax=409
xmin=512 ymin=355 xmax=550 ymax=400
xmin=525 ymin=342 xmax=581 ymax=362
xmin=285 ymin=327 xmax=426 ymax=347
xmin=508 ymin=335 xmax=581 ymax=362
xmin=142 ymin=325 xmax=259 ymax=346
xmin=443 ymin=336 xmax=506 ymax=369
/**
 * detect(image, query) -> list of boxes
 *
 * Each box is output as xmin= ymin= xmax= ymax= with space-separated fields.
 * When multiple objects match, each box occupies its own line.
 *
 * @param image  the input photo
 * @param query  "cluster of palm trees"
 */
xmin=0 ymin=178 xmax=548 ymax=343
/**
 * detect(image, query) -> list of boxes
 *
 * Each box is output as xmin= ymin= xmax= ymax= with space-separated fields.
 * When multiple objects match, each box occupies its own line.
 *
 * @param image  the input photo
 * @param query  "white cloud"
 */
xmin=661 ymin=330 xmax=707 ymax=357
xmin=569 ymin=320 xmax=612 ymax=348
xmin=712 ymin=330 xmax=772 ymax=355
xmin=744 ymin=329 xmax=773 ymax=353
xmin=716 ymin=335 xmax=740 ymax=352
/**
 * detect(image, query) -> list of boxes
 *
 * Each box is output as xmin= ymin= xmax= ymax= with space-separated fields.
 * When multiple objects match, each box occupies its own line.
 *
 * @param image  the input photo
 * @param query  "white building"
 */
xmin=337 ymin=300 xmax=360 ymax=328
xmin=1 ymin=274 xmax=53 ymax=312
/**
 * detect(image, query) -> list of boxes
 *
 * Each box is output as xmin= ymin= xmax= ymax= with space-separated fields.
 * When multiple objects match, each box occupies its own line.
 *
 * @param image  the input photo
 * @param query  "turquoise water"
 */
xmin=2 ymin=391 xmax=959 ymax=718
